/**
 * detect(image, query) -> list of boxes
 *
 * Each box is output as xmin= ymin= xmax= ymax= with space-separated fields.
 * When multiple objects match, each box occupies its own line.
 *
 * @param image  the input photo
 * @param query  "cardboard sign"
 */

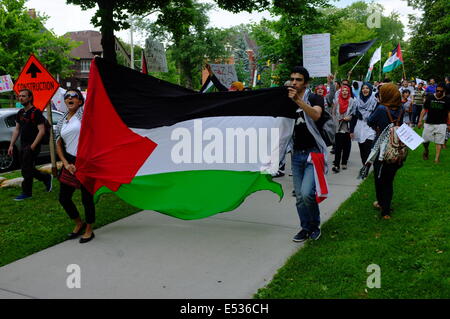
xmin=209 ymin=64 xmax=238 ymax=89
xmin=0 ymin=75 xmax=14 ymax=93
xmin=144 ymin=39 xmax=168 ymax=73
xmin=13 ymin=54 xmax=60 ymax=111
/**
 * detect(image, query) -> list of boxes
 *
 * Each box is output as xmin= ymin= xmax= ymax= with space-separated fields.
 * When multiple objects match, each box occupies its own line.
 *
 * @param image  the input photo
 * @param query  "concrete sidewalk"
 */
xmin=0 ymin=143 xmax=364 ymax=299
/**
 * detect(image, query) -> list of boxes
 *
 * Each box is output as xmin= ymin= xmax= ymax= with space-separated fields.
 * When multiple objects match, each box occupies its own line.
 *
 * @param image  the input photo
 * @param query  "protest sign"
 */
xmin=0 ymin=75 xmax=14 ymax=93
xmin=396 ymin=123 xmax=424 ymax=150
xmin=144 ymin=39 xmax=168 ymax=73
xmin=209 ymin=64 xmax=238 ymax=89
xmin=302 ymin=34 xmax=331 ymax=78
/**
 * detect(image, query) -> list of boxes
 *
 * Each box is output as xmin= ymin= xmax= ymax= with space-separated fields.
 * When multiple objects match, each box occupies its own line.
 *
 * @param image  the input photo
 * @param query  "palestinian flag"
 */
xmin=382 ymin=43 xmax=403 ymax=73
xmin=75 ymin=58 xmax=298 ymax=220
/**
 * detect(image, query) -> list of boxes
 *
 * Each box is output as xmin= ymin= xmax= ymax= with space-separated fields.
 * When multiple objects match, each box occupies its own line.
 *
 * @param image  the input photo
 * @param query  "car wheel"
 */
xmin=0 ymin=143 xmax=18 ymax=172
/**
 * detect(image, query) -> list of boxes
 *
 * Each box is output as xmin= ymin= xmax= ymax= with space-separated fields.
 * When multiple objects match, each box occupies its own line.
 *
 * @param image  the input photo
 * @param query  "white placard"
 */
xmin=209 ymin=64 xmax=238 ymax=89
xmin=396 ymin=124 xmax=424 ymax=150
xmin=302 ymin=34 xmax=331 ymax=78
xmin=144 ymin=39 xmax=168 ymax=73
xmin=0 ymin=75 xmax=14 ymax=93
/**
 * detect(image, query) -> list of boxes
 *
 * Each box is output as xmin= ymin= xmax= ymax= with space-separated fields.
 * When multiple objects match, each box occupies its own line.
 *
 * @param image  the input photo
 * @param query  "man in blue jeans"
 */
xmin=287 ymin=66 xmax=328 ymax=242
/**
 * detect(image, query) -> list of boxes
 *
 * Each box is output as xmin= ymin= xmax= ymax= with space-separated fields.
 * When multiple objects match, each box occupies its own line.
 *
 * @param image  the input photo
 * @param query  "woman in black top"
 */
xmin=367 ymin=83 xmax=403 ymax=219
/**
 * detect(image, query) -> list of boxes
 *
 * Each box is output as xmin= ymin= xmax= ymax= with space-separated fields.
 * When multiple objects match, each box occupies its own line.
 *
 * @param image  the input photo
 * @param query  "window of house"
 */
xmin=80 ymin=60 xmax=91 ymax=73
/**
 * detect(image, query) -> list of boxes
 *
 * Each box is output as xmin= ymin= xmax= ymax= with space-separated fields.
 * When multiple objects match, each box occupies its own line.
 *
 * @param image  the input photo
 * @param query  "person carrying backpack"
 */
xmin=8 ymin=89 xmax=52 ymax=201
xmin=367 ymin=83 xmax=405 ymax=219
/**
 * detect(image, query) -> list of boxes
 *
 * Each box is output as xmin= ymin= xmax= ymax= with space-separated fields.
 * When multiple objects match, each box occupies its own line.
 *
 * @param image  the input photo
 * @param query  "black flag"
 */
xmin=338 ymin=39 xmax=376 ymax=66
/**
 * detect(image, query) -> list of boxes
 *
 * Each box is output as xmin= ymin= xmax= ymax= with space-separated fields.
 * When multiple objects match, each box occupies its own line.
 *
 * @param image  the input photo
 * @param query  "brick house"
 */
xmin=62 ymin=30 xmax=131 ymax=90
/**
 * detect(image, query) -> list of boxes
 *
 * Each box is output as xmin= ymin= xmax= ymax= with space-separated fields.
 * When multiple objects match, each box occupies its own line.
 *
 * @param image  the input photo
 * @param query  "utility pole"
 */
xmin=130 ymin=16 xmax=134 ymax=70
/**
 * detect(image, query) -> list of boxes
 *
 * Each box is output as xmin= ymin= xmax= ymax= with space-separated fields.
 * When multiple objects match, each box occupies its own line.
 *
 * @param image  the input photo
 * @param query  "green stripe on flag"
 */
xmin=383 ymin=59 xmax=403 ymax=73
xmin=95 ymin=170 xmax=283 ymax=220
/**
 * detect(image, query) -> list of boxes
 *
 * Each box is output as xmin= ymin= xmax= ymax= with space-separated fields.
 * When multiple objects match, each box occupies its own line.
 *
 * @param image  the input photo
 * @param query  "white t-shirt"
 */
xmin=61 ymin=115 xmax=81 ymax=156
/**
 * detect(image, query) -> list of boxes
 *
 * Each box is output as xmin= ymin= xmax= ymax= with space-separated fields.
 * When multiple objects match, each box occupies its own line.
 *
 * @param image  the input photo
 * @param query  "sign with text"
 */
xmin=13 ymin=54 xmax=59 ymax=111
xmin=209 ymin=64 xmax=238 ymax=89
xmin=302 ymin=33 xmax=331 ymax=78
xmin=0 ymin=75 xmax=14 ymax=93
xmin=396 ymin=123 xmax=424 ymax=150
xmin=144 ymin=39 xmax=168 ymax=73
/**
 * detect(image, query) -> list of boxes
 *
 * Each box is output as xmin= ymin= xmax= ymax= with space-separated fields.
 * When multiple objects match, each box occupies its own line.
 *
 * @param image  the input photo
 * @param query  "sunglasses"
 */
xmin=290 ymin=77 xmax=304 ymax=82
xmin=436 ymin=89 xmax=444 ymax=93
xmin=64 ymin=92 xmax=80 ymax=99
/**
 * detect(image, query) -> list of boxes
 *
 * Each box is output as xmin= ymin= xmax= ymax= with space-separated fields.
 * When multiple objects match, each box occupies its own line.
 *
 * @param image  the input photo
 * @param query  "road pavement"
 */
xmin=0 ymin=143 xmax=364 ymax=299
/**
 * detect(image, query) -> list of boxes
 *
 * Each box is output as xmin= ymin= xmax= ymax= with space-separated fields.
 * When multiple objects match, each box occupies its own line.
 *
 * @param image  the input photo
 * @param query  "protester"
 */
xmin=287 ymin=66 xmax=327 ymax=242
xmin=8 ymin=89 xmax=52 ymax=201
xmin=352 ymin=81 xmax=360 ymax=98
xmin=332 ymin=85 xmax=354 ymax=172
xmin=445 ymin=76 xmax=450 ymax=96
xmin=315 ymin=74 xmax=336 ymax=113
xmin=399 ymin=80 xmax=414 ymax=96
xmin=373 ymin=81 xmax=380 ymax=93
xmin=401 ymin=89 xmax=412 ymax=126
xmin=412 ymin=82 xmax=426 ymax=126
xmin=55 ymin=89 xmax=96 ymax=243
xmin=350 ymin=82 xmax=377 ymax=177
xmin=418 ymin=83 xmax=450 ymax=163
xmin=425 ymin=78 xmax=437 ymax=95
xmin=367 ymin=83 xmax=404 ymax=219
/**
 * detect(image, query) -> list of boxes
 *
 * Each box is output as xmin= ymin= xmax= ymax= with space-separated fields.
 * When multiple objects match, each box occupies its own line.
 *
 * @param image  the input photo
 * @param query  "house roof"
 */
xmin=66 ymin=30 xmax=103 ymax=59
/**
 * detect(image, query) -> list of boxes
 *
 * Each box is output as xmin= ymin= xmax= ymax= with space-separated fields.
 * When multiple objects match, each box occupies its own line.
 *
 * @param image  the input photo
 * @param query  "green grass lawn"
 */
xmin=255 ymin=141 xmax=450 ymax=298
xmin=0 ymin=168 xmax=141 ymax=267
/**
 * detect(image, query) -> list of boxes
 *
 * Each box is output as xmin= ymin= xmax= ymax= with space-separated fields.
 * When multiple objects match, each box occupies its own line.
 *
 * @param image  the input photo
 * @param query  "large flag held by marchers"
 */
xmin=75 ymin=57 xmax=298 ymax=220
xmin=338 ymin=39 xmax=376 ymax=65
xmin=383 ymin=43 xmax=403 ymax=73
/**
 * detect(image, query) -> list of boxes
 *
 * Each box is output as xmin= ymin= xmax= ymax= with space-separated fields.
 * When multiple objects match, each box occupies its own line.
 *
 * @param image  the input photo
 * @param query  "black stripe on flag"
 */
xmin=94 ymin=58 xmax=299 ymax=129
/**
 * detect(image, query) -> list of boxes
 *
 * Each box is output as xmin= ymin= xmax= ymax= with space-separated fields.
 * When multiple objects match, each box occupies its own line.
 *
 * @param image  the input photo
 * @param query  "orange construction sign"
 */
xmin=13 ymin=54 xmax=60 ymax=111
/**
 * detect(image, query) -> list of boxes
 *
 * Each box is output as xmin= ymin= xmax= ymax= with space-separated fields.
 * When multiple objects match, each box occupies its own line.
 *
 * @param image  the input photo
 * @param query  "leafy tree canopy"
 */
xmin=67 ymin=0 xmax=274 ymax=62
xmin=0 ymin=0 xmax=77 ymax=79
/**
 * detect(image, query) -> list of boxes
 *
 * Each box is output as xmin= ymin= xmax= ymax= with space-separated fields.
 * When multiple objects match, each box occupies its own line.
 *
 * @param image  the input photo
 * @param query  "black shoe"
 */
xmin=67 ymin=223 xmax=86 ymax=239
xmin=14 ymin=193 xmax=32 ymax=201
xmin=44 ymin=174 xmax=53 ymax=192
xmin=293 ymin=229 xmax=310 ymax=242
xmin=357 ymin=166 xmax=369 ymax=179
xmin=292 ymin=190 xmax=296 ymax=197
xmin=272 ymin=170 xmax=285 ymax=178
xmin=332 ymin=166 xmax=340 ymax=173
xmin=79 ymin=232 xmax=95 ymax=244
xmin=310 ymin=228 xmax=321 ymax=240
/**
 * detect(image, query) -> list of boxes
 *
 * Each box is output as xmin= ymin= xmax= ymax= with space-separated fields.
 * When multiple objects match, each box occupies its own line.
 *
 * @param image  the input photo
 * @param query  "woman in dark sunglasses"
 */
xmin=54 ymin=89 xmax=96 ymax=243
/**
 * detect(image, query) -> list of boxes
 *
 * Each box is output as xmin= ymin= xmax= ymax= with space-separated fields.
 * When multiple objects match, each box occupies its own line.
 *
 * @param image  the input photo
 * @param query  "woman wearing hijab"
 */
xmin=315 ymin=76 xmax=336 ymax=114
xmin=350 ymin=82 xmax=377 ymax=175
xmin=332 ymin=85 xmax=354 ymax=173
xmin=367 ymin=83 xmax=404 ymax=219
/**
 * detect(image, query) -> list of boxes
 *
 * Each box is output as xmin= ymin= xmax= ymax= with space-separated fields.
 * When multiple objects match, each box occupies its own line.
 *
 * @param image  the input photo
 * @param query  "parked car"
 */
xmin=0 ymin=108 xmax=64 ymax=172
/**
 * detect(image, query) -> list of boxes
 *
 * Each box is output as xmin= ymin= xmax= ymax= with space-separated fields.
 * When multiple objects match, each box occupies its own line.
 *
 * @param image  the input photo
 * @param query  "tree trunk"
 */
xmin=98 ymin=0 xmax=116 ymax=63
xmin=181 ymin=65 xmax=193 ymax=90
